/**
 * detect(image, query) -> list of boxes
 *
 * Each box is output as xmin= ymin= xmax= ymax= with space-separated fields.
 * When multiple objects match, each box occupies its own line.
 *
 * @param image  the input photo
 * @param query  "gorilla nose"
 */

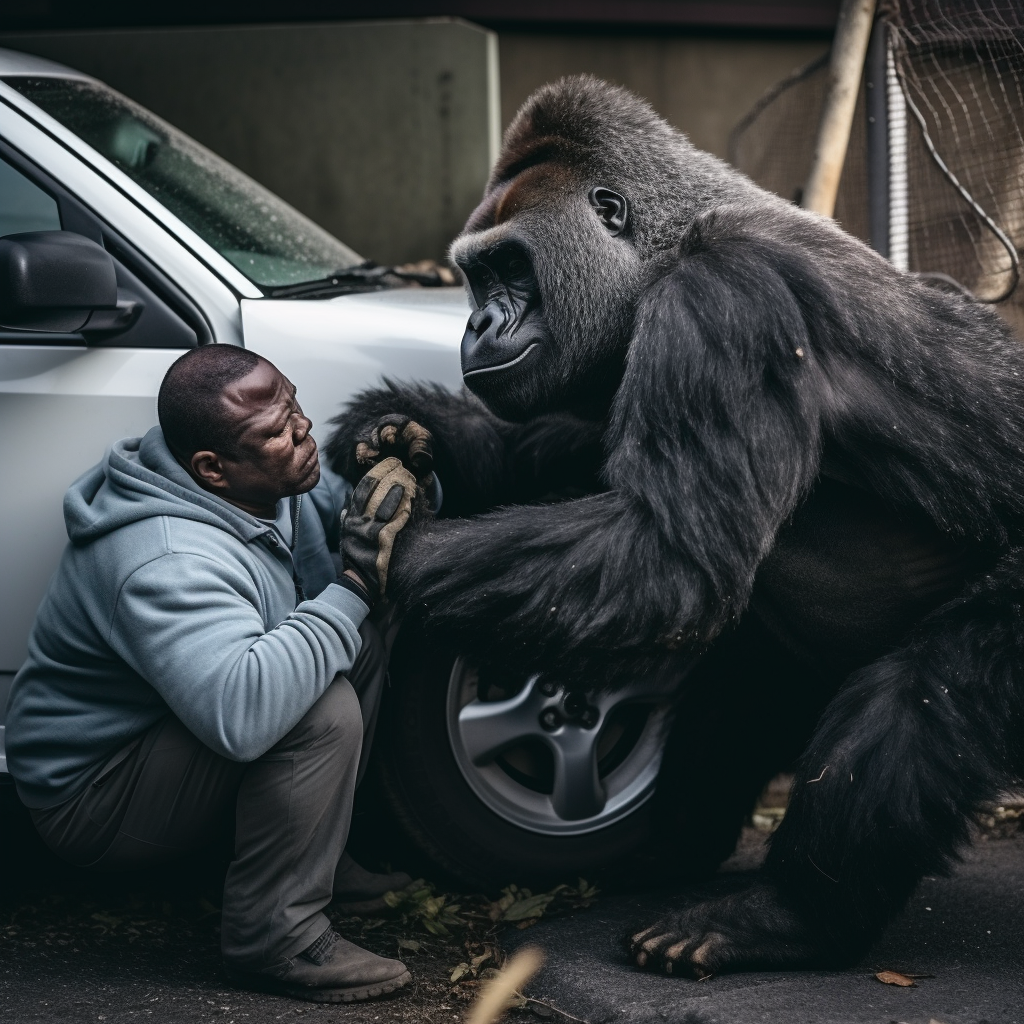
xmin=468 ymin=307 xmax=493 ymax=333
xmin=462 ymin=300 xmax=516 ymax=374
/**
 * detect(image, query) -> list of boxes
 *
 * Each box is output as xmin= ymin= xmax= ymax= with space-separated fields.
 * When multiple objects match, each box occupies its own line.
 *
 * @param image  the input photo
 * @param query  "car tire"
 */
xmin=359 ymin=623 xmax=746 ymax=892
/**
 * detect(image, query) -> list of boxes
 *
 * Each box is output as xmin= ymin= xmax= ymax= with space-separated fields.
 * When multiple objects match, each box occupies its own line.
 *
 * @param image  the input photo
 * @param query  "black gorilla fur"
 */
xmin=327 ymin=77 xmax=1024 ymax=976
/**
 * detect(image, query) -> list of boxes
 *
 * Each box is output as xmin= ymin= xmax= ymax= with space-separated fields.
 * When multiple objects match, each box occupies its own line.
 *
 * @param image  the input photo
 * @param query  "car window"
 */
xmin=0 ymin=157 xmax=61 ymax=237
xmin=4 ymin=76 xmax=363 ymax=290
xmin=0 ymin=142 xmax=208 ymax=350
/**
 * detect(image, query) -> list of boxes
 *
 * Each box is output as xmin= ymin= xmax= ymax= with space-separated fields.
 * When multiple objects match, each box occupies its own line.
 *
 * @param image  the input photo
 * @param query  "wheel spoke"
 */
xmin=456 ymin=677 xmax=545 ymax=765
xmin=549 ymin=726 xmax=606 ymax=821
xmin=447 ymin=658 xmax=675 ymax=835
xmin=594 ymin=655 xmax=698 ymax=713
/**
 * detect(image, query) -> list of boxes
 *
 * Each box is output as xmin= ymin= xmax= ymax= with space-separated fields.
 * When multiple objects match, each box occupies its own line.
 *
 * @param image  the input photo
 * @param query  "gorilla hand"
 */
xmin=355 ymin=414 xmax=434 ymax=487
xmin=626 ymin=884 xmax=825 ymax=978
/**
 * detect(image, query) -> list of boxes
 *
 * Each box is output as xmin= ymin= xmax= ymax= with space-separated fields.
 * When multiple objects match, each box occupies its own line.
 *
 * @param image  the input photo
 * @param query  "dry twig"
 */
xmin=465 ymin=946 xmax=543 ymax=1024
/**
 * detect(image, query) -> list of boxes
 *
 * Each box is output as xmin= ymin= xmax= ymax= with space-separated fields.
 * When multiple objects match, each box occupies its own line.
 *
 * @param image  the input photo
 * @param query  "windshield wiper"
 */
xmin=267 ymin=260 xmax=457 ymax=299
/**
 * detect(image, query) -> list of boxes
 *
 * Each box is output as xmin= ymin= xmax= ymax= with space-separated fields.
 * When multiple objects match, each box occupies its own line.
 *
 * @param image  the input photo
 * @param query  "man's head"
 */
xmin=158 ymin=346 xmax=320 ymax=517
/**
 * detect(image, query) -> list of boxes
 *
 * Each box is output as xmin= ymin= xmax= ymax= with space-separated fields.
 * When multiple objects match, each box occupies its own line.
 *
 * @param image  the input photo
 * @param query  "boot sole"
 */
xmin=227 ymin=966 xmax=412 ymax=1003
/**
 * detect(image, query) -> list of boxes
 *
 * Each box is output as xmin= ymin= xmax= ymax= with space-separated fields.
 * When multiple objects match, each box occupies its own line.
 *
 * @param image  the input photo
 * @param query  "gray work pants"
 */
xmin=30 ymin=619 xmax=388 ymax=970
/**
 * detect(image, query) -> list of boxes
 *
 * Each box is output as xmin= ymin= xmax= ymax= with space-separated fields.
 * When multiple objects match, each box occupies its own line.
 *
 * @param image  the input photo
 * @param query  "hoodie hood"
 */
xmin=64 ymin=426 xmax=271 ymax=545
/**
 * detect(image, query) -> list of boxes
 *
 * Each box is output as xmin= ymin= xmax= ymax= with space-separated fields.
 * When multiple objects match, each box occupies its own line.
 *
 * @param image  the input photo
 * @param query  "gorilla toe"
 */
xmin=627 ymin=884 xmax=824 ymax=978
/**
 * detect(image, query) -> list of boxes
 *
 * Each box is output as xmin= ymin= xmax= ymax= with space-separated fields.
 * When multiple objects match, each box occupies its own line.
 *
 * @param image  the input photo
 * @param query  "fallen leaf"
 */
xmin=501 ymin=893 xmax=554 ymax=922
xmin=875 ymin=970 xmax=917 ymax=987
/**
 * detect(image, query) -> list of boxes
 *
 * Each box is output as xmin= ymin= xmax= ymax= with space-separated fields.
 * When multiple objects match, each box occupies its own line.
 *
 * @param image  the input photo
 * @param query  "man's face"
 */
xmin=190 ymin=359 xmax=320 ymax=516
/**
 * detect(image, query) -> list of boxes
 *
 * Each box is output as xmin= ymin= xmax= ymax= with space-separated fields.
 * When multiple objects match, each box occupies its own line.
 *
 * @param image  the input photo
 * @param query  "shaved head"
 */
xmin=158 ymin=345 xmax=262 ymax=460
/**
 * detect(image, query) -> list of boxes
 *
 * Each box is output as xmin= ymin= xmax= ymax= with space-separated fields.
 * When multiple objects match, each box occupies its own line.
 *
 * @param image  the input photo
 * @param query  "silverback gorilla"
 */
xmin=327 ymin=76 xmax=1024 ymax=977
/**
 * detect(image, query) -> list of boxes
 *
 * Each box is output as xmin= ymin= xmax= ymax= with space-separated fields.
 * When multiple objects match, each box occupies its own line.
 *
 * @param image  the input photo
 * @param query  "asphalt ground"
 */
xmin=505 ymin=827 xmax=1024 ymax=1024
xmin=0 ymin=785 xmax=582 ymax=1024
xmin=3 ymin=782 xmax=1022 ymax=1024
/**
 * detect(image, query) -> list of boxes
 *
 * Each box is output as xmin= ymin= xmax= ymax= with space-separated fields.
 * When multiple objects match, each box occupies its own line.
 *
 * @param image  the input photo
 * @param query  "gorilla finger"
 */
xmin=641 ymin=935 xmax=670 ymax=956
xmin=400 ymin=420 xmax=432 ymax=445
xmin=661 ymin=939 xmax=701 ymax=975
xmin=627 ymin=925 xmax=661 ymax=959
xmin=374 ymin=484 xmax=405 ymax=522
xmin=355 ymin=442 xmax=379 ymax=465
xmin=372 ymin=414 xmax=410 ymax=449
xmin=689 ymin=935 xmax=724 ymax=975
xmin=640 ymin=925 xmax=705 ymax=968
xmin=408 ymin=448 xmax=434 ymax=478
xmin=629 ymin=924 xmax=660 ymax=947
xmin=633 ymin=932 xmax=672 ymax=968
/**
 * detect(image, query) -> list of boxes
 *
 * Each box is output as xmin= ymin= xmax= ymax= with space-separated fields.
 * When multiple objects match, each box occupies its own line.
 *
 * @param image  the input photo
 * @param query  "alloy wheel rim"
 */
xmin=446 ymin=658 xmax=674 ymax=836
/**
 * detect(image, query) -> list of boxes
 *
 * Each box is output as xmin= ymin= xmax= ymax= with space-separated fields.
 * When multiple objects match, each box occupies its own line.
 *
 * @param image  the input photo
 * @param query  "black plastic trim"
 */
xmin=0 ymin=134 xmax=212 ymax=347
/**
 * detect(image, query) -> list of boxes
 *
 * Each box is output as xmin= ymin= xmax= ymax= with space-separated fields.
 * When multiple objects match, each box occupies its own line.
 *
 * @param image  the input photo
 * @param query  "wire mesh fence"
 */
xmin=729 ymin=0 xmax=1024 ymax=336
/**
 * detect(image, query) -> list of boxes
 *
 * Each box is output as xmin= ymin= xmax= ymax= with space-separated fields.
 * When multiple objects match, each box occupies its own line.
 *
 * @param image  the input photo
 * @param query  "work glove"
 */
xmin=340 ymin=457 xmax=417 ymax=602
xmin=355 ymin=414 xmax=434 ymax=488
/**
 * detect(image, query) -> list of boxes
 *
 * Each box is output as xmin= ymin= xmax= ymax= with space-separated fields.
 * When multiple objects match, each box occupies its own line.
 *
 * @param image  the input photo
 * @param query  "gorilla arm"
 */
xmin=325 ymin=380 xmax=606 ymax=518
xmin=387 ymin=227 xmax=826 ymax=683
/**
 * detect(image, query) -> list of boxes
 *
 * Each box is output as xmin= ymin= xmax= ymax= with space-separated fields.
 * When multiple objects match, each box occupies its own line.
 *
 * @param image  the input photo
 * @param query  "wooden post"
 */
xmin=802 ymin=0 xmax=878 ymax=217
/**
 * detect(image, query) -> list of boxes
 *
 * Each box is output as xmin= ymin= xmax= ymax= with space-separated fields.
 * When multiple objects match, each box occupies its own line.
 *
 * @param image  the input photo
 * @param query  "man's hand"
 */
xmin=355 ymin=415 xmax=434 ymax=487
xmin=340 ymin=457 xmax=417 ymax=602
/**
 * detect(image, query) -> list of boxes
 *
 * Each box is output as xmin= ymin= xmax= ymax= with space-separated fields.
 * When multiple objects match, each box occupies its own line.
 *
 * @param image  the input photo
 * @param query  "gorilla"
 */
xmin=327 ymin=76 xmax=1024 ymax=977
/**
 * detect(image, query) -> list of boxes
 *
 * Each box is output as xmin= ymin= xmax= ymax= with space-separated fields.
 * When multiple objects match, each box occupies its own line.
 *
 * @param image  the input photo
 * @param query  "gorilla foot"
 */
xmin=626 ymin=884 xmax=824 ymax=979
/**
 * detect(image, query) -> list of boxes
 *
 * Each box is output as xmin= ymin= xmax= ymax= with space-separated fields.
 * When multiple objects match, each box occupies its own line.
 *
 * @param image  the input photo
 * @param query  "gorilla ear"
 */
xmin=589 ymin=187 xmax=629 ymax=236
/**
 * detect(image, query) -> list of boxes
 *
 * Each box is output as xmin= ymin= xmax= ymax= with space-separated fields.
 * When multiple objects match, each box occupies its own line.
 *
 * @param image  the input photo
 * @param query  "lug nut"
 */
xmin=538 ymin=679 xmax=559 ymax=697
xmin=540 ymin=708 xmax=562 ymax=731
xmin=580 ymin=707 xmax=599 ymax=729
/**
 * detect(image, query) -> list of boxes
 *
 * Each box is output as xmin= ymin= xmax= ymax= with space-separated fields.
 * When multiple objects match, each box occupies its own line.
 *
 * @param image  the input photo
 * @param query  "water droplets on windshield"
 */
xmin=4 ymin=76 xmax=363 ymax=289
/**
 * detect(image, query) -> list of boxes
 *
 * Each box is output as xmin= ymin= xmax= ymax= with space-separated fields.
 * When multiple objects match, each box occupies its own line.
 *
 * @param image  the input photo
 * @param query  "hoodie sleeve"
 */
xmin=107 ymin=552 xmax=369 ymax=761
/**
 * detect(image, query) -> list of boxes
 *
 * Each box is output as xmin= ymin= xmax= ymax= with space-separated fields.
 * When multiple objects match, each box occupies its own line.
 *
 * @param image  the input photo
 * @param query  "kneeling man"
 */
xmin=6 ymin=345 xmax=418 ymax=1003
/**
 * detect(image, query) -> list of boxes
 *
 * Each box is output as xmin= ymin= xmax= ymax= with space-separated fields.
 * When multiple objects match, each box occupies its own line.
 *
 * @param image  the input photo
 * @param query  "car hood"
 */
xmin=241 ymin=285 xmax=470 ymax=441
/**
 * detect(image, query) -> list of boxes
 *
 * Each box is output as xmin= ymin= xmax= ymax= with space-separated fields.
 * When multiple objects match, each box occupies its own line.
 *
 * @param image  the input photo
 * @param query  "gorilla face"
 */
xmin=455 ymin=188 xmax=632 ymax=422
xmin=458 ymin=242 xmax=552 ymax=420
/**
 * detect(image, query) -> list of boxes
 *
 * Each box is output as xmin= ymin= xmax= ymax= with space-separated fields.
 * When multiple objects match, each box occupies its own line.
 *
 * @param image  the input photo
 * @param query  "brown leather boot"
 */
xmin=332 ymin=851 xmax=413 ymax=914
xmin=227 ymin=927 xmax=410 ymax=1003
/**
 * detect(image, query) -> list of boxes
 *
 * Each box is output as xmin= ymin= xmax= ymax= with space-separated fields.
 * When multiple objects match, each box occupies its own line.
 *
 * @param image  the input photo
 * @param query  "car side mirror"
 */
xmin=0 ymin=230 xmax=142 ymax=335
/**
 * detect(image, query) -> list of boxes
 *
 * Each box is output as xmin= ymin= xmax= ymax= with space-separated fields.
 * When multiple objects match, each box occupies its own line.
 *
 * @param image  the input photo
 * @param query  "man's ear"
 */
xmin=589 ymin=187 xmax=629 ymax=236
xmin=190 ymin=450 xmax=229 ymax=490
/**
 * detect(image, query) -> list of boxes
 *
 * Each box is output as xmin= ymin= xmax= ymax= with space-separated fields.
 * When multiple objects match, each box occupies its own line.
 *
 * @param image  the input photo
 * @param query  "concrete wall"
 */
xmin=2 ymin=21 xmax=830 ymax=263
xmin=0 ymin=19 xmax=500 ymax=265
xmin=498 ymin=32 xmax=829 ymax=161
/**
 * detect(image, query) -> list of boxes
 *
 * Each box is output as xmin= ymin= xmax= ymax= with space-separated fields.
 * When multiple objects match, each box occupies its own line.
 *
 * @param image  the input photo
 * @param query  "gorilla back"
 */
xmin=328 ymin=76 xmax=1024 ymax=976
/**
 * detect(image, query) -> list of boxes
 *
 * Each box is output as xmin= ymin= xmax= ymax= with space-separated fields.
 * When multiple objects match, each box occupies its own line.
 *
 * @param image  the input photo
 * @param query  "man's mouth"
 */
xmin=298 ymin=444 xmax=319 ymax=478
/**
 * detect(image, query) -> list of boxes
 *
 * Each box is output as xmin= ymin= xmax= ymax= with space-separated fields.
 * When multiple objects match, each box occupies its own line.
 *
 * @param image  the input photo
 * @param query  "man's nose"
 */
xmin=295 ymin=414 xmax=312 ymax=443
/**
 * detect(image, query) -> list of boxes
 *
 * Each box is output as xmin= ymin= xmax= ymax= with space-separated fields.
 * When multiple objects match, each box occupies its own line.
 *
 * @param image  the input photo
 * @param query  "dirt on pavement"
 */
xmin=0 ymin=786 xmax=594 ymax=1024
xmin=5 ymin=775 xmax=1019 ymax=1024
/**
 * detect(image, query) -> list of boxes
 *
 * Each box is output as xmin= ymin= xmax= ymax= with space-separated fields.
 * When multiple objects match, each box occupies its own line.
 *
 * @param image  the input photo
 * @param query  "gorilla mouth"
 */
xmin=463 ymin=342 xmax=540 ymax=379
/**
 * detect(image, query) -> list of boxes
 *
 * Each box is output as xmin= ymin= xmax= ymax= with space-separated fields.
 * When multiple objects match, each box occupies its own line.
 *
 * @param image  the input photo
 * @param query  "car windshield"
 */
xmin=3 ymin=76 xmax=363 ymax=289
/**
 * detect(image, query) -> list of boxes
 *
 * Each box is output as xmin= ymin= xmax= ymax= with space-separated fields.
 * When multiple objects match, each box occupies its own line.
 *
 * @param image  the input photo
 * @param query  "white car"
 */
xmin=0 ymin=49 xmax=687 ymax=888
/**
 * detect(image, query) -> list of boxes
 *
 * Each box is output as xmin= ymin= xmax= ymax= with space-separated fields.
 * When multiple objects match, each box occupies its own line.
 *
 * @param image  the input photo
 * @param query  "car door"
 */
xmin=0 ymin=142 xmax=211 ymax=694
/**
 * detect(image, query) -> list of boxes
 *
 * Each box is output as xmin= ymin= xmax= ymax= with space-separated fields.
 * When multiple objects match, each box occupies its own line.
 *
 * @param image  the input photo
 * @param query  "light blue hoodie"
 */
xmin=6 ymin=426 xmax=368 ymax=809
